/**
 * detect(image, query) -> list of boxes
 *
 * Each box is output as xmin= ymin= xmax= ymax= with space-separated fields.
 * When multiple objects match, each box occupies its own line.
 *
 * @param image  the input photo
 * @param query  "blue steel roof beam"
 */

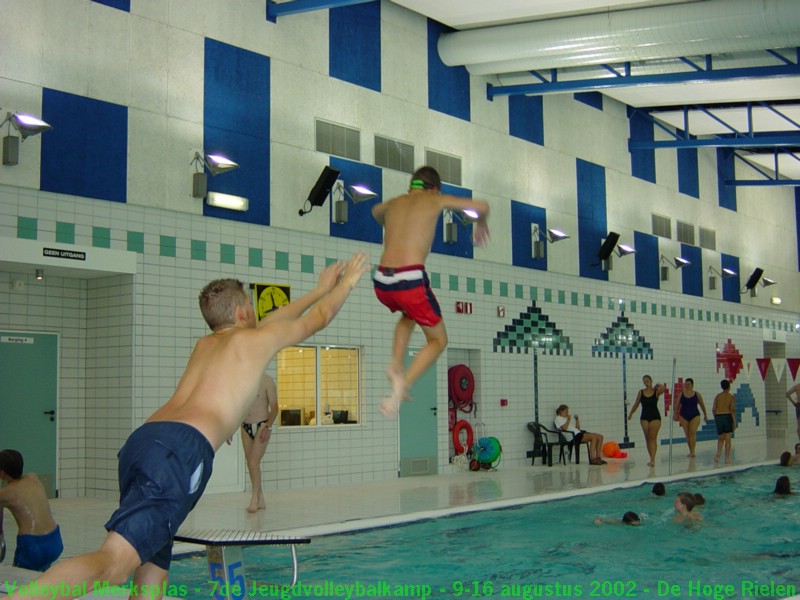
xmin=267 ymin=0 xmax=373 ymax=21
xmin=765 ymin=49 xmax=794 ymax=65
xmin=630 ymin=133 xmax=800 ymax=150
xmin=486 ymin=62 xmax=800 ymax=99
xmin=677 ymin=56 xmax=705 ymax=72
xmin=632 ymin=108 xmax=686 ymax=142
xmin=691 ymin=105 xmax=743 ymax=136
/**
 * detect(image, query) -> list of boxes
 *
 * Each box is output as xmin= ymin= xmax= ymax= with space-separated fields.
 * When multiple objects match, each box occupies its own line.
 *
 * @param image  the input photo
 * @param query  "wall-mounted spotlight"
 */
xmin=443 ymin=209 xmax=479 ymax=244
xmin=2 ymin=112 xmax=53 ymax=166
xmin=35 ymin=268 xmax=44 ymax=281
xmin=708 ymin=266 xmax=736 ymax=290
xmin=332 ymin=180 xmax=378 ymax=224
xmin=660 ymin=254 xmax=690 ymax=281
xmin=191 ymin=151 xmax=240 ymax=199
xmin=299 ymin=166 xmax=340 ymax=216
xmin=531 ymin=224 xmax=570 ymax=259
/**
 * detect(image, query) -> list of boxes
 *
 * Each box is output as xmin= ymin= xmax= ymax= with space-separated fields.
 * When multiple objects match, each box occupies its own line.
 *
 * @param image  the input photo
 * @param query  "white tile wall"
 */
xmin=0 ymin=0 xmax=798 ymax=498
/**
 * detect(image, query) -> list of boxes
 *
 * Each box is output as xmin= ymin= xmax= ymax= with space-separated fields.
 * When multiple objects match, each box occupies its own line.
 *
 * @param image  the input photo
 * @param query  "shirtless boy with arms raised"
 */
xmin=372 ymin=166 xmax=489 ymax=416
xmin=0 ymin=449 xmax=63 ymax=571
xmin=7 ymin=252 xmax=368 ymax=600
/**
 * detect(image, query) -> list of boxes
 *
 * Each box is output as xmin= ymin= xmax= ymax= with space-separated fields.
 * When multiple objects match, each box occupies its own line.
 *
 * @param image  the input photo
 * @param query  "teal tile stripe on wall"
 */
xmin=466 ymin=277 xmax=476 ymax=293
xmin=191 ymin=240 xmax=207 ymax=261
xmin=430 ymin=272 xmax=441 ymax=288
xmin=127 ymin=231 xmax=144 ymax=253
xmin=159 ymin=235 xmax=176 ymax=257
xmin=449 ymin=274 xmax=458 ymax=291
xmin=56 ymin=222 xmax=75 ymax=244
xmin=92 ymin=226 xmax=111 ymax=248
xmin=249 ymin=247 xmax=263 ymax=268
xmin=17 ymin=216 xmax=37 ymax=239
xmin=221 ymin=243 xmax=236 ymax=264
xmin=301 ymin=254 xmax=314 ymax=273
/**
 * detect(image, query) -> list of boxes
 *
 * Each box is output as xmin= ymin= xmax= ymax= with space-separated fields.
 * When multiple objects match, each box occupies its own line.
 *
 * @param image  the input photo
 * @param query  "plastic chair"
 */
xmin=554 ymin=427 xmax=591 ymax=464
xmin=527 ymin=422 xmax=569 ymax=466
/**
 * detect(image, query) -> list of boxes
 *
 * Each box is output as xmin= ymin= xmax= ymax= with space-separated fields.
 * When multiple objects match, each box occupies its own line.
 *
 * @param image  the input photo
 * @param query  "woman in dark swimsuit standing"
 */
xmin=628 ymin=375 xmax=664 ymax=467
xmin=674 ymin=378 xmax=708 ymax=458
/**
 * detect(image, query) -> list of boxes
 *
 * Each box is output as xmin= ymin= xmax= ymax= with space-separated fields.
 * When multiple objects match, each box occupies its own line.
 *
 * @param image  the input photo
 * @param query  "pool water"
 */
xmin=169 ymin=467 xmax=799 ymax=600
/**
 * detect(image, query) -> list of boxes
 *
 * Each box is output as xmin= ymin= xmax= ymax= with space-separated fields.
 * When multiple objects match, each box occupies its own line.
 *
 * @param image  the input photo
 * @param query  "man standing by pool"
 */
xmin=787 ymin=383 xmax=800 ymax=441
xmin=712 ymin=379 xmax=736 ymax=464
xmin=6 ymin=252 xmax=369 ymax=600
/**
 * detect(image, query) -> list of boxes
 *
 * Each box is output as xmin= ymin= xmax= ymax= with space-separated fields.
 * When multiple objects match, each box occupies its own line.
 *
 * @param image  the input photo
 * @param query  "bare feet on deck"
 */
xmin=247 ymin=493 xmax=266 ymax=513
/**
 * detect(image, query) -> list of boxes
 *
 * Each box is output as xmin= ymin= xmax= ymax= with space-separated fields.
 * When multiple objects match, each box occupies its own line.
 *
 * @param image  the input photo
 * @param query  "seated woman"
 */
xmin=553 ymin=404 xmax=606 ymax=465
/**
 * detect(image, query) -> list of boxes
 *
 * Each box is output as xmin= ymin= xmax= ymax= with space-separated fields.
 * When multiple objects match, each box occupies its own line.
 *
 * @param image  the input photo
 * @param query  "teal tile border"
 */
xmin=249 ymin=247 xmax=262 ymax=268
xmin=300 ymin=254 xmax=314 ymax=274
xmin=276 ymin=251 xmax=289 ymax=271
xmin=159 ymin=235 xmax=176 ymax=258
xmin=221 ymin=243 xmax=236 ymax=264
xmin=92 ymin=226 xmax=111 ymax=249
xmin=17 ymin=216 xmax=37 ymax=240
xmin=191 ymin=240 xmax=207 ymax=261
xmin=127 ymin=231 xmax=144 ymax=254
xmin=56 ymin=222 xmax=75 ymax=244
xmin=9 ymin=214 xmax=795 ymax=337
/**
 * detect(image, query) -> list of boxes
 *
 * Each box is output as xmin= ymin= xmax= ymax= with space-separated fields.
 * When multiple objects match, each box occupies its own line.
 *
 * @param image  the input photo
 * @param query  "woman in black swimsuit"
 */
xmin=627 ymin=375 xmax=663 ymax=467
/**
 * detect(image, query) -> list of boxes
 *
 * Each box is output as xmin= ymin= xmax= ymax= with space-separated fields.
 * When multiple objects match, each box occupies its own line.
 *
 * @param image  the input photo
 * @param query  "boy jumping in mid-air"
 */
xmin=372 ymin=166 xmax=490 ymax=417
xmin=0 ymin=449 xmax=63 ymax=571
xmin=7 ymin=252 xmax=368 ymax=600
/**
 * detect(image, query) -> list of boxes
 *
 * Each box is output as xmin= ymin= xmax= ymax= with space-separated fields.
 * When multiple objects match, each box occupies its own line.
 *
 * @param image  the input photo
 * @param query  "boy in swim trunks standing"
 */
xmin=7 ymin=252 xmax=369 ymax=600
xmin=712 ymin=379 xmax=736 ymax=464
xmin=238 ymin=373 xmax=278 ymax=513
xmin=0 ymin=449 xmax=63 ymax=571
xmin=372 ymin=166 xmax=490 ymax=416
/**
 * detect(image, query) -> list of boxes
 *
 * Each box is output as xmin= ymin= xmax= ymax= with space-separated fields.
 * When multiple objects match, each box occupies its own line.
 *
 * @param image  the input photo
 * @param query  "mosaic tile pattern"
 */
xmin=592 ymin=314 xmax=653 ymax=359
xmin=493 ymin=302 xmax=573 ymax=355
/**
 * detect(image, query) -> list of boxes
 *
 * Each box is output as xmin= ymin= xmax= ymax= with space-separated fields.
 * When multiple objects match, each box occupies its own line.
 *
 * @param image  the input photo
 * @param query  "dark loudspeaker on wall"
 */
xmin=597 ymin=231 xmax=620 ymax=261
xmin=743 ymin=267 xmax=764 ymax=290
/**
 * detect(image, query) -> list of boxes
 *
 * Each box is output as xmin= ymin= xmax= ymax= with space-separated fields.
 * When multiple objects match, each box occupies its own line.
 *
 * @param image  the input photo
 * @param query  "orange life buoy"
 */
xmin=452 ymin=419 xmax=474 ymax=455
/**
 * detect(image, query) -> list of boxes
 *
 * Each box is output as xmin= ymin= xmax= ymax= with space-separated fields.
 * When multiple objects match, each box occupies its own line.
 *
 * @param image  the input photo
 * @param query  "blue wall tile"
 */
xmin=510 ymin=200 xmax=547 ymax=270
xmin=574 ymin=92 xmax=603 ymax=110
xmin=329 ymin=157 xmax=382 ymax=244
xmin=508 ymin=95 xmax=543 ymax=146
xmin=721 ymin=253 xmax=741 ymax=303
xmin=634 ymin=231 xmax=659 ymax=289
xmin=577 ymin=159 xmax=608 ymax=280
xmin=628 ymin=108 xmax=655 ymax=184
xmin=41 ymin=89 xmax=127 ymax=203
xmin=681 ymin=243 xmax=703 ymax=297
xmin=716 ymin=148 xmax=737 ymax=211
xmin=330 ymin=2 xmax=381 ymax=92
xmin=427 ymin=20 xmax=470 ymax=122
xmin=204 ymin=38 xmax=270 ymax=225
xmin=678 ymin=147 xmax=699 ymax=199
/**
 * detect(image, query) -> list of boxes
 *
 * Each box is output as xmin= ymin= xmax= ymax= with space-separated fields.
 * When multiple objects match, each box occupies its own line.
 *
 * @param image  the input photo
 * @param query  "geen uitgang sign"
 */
xmin=43 ymin=247 xmax=86 ymax=261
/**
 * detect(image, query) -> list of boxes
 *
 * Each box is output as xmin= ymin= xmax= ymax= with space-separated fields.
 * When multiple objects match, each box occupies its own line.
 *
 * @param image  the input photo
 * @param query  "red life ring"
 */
xmin=452 ymin=419 xmax=474 ymax=455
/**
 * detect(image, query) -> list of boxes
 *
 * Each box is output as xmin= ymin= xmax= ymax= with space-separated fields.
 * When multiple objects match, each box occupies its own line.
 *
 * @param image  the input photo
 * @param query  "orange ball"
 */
xmin=602 ymin=441 xmax=620 ymax=458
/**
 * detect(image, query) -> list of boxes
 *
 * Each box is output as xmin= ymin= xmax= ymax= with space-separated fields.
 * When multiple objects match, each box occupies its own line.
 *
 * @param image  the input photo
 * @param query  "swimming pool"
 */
xmin=169 ymin=466 xmax=799 ymax=600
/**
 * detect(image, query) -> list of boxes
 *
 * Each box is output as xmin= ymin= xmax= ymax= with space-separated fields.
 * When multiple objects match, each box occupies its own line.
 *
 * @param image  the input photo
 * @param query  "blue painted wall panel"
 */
xmin=633 ymin=231 xmax=659 ymax=289
xmin=91 ymin=0 xmax=130 ymax=10
xmin=574 ymin=92 xmax=603 ymax=110
xmin=628 ymin=108 xmax=656 ymax=184
xmin=510 ymin=200 xmax=547 ymax=270
xmin=796 ymin=188 xmax=800 ymax=272
xmin=678 ymin=148 xmax=699 ymax=199
xmin=680 ymin=243 xmax=703 ymax=297
xmin=329 ymin=2 xmax=381 ymax=92
xmin=431 ymin=184 xmax=474 ymax=259
xmin=204 ymin=39 xmax=270 ymax=226
xmin=40 ymin=89 xmax=127 ymax=203
xmin=508 ymin=95 xmax=543 ymax=146
xmin=717 ymin=148 xmax=737 ymax=211
xmin=329 ymin=157 xmax=382 ymax=243
xmin=721 ymin=253 xmax=741 ymax=303
xmin=576 ymin=159 xmax=608 ymax=281
xmin=427 ymin=20 xmax=470 ymax=122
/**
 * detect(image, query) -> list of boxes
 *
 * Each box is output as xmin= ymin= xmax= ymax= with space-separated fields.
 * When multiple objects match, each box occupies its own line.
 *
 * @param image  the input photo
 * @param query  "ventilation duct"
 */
xmin=438 ymin=0 xmax=800 ymax=76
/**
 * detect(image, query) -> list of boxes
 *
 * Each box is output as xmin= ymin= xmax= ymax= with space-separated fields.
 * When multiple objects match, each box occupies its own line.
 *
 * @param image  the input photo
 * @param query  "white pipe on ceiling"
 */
xmin=438 ymin=0 xmax=800 ymax=76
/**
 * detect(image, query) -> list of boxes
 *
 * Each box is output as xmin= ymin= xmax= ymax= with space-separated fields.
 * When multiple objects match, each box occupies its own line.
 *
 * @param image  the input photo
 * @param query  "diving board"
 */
xmin=174 ymin=529 xmax=310 ymax=600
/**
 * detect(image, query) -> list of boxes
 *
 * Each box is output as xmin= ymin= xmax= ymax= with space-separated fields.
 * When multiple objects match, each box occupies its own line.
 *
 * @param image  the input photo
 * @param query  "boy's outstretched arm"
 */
xmin=260 ymin=260 xmax=346 ymax=325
